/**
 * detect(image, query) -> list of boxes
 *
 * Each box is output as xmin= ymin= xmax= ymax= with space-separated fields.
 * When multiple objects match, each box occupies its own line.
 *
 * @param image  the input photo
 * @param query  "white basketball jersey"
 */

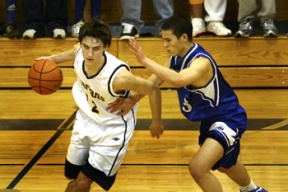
xmin=72 ymin=48 xmax=138 ymax=125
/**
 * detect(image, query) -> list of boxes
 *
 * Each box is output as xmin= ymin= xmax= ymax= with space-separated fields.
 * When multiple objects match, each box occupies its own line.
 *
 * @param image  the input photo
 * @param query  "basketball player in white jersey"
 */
xmin=108 ymin=16 xmax=267 ymax=192
xmin=36 ymin=19 xmax=164 ymax=191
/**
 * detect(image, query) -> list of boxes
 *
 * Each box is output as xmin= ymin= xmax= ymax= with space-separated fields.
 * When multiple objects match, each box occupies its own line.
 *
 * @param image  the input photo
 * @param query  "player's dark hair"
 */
xmin=161 ymin=15 xmax=193 ymax=42
xmin=78 ymin=18 xmax=112 ymax=47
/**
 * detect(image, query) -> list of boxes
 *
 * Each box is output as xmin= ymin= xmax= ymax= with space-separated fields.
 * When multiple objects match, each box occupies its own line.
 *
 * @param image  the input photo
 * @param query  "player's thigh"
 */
xmin=208 ymin=122 xmax=241 ymax=169
xmin=88 ymin=118 xmax=135 ymax=176
xmin=67 ymin=111 xmax=90 ymax=165
xmin=191 ymin=137 xmax=224 ymax=171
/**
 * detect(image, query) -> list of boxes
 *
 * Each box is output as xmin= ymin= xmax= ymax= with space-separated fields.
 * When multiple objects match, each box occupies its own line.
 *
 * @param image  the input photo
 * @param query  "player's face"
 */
xmin=161 ymin=30 xmax=187 ymax=57
xmin=81 ymin=36 xmax=107 ymax=66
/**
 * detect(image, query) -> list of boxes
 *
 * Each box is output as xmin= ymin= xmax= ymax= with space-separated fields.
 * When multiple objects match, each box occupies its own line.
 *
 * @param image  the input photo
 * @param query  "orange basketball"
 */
xmin=28 ymin=60 xmax=63 ymax=95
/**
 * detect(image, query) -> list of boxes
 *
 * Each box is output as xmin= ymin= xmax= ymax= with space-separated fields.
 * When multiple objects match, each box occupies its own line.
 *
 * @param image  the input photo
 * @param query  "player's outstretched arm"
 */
xmin=129 ymin=39 xmax=212 ymax=88
xmin=128 ymin=39 xmax=180 ymax=86
xmin=35 ymin=43 xmax=80 ymax=63
xmin=113 ymin=69 xmax=164 ymax=138
xmin=107 ymin=73 xmax=163 ymax=116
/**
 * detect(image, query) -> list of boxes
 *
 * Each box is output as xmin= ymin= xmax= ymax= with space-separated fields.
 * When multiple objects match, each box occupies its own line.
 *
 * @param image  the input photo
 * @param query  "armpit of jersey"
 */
xmin=192 ymin=75 xmax=219 ymax=107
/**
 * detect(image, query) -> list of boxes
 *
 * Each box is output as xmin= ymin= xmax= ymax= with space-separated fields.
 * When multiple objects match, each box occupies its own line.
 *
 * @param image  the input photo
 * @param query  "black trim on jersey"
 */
xmin=124 ymin=108 xmax=136 ymax=127
xmin=131 ymin=108 xmax=136 ymax=126
xmin=109 ymin=116 xmax=128 ymax=173
xmin=82 ymin=52 xmax=107 ymax=79
xmin=106 ymin=109 xmax=136 ymax=181
xmin=104 ymin=116 xmax=129 ymax=184
xmin=108 ymin=64 xmax=131 ymax=98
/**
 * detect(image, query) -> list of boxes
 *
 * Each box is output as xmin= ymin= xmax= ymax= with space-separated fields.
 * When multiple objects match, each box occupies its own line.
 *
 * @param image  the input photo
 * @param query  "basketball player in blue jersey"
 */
xmin=108 ymin=15 xmax=267 ymax=192
xmin=36 ymin=19 xmax=164 ymax=191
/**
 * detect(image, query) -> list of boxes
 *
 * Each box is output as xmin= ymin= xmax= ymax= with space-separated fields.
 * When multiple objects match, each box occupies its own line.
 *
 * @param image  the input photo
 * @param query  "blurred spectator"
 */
xmin=191 ymin=0 xmax=232 ymax=37
xmin=189 ymin=0 xmax=205 ymax=37
xmin=119 ymin=0 xmax=173 ymax=40
xmin=235 ymin=0 xmax=278 ymax=38
xmin=2 ymin=0 xmax=21 ymax=39
xmin=22 ymin=0 xmax=68 ymax=39
xmin=71 ymin=0 xmax=101 ymax=40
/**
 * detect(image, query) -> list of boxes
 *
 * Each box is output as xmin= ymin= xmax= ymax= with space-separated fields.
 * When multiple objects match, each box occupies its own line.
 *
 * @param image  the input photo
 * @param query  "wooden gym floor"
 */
xmin=1 ymin=89 xmax=288 ymax=192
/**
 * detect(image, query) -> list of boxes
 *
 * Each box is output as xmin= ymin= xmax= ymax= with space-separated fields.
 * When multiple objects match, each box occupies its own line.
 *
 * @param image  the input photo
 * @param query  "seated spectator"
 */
xmin=22 ymin=0 xmax=68 ymax=39
xmin=2 ymin=0 xmax=21 ymax=39
xmin=71 ymin=0 xmax=101 ymax=40
xmin=191 ymin=0 xmax=232 ymax=37
xmin=235 ymin=0 xmax=278 ymax=38
xmin=189 ymin=0 xmax=205 ymax=37
xmin=119 ymin=0 xmax=173 ymax=40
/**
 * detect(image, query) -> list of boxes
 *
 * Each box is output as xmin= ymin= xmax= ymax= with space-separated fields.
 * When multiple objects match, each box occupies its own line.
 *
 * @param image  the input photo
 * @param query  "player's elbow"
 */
xmin=170 ymin=79 xmax=185 ymax=88
xmin=150 ymin=83 xmax=160 ymax=92
xmin=148 ymin=83 xmax=161 ymax=96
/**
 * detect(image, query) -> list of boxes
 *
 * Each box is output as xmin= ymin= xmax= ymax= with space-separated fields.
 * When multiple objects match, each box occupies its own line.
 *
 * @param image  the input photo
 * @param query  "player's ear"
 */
xmin=180 ymin=33 xmax=189 ymax=42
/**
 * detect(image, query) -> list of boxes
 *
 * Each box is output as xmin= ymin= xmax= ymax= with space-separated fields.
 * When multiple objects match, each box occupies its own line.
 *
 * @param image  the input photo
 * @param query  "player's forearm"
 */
xmin=130 ymin=92 xmax=145 ymax=105
xmin=50 ymin=49 xmax=75 ymax=63
xmin=143 ymin=57 xmax=179 ymax=86
xmin=148 ymin=86 xmax=162 ymax=122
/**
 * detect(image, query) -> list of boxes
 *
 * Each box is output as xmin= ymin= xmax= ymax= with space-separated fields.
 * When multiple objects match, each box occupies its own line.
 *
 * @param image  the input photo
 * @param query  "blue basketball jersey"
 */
xmin=170 ymin=43 xmax=247 ymax=135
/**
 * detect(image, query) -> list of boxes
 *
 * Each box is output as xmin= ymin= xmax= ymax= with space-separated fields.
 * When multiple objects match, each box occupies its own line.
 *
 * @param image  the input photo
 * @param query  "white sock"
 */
xmin=240 ymin=179 xmax=257 ymax=192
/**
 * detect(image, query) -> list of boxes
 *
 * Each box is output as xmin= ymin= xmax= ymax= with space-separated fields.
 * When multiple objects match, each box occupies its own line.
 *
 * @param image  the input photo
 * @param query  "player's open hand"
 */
xmin=129 ymin=39 xmax=147 ymax=65
xmin=107 ymin=97 xmax=134 ymax=116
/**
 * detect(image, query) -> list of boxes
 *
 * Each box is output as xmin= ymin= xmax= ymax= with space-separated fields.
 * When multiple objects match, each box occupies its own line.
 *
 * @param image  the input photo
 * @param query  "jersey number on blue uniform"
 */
xmin=182 ymin=98 xmax=192 ymax=112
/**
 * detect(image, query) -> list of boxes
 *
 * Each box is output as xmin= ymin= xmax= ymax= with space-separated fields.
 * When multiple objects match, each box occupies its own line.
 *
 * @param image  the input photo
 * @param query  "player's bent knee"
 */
xmin=75 ymin=176 xmax=93 ymax=191
xmin=188 ymin=160 xmax=205 ymax=180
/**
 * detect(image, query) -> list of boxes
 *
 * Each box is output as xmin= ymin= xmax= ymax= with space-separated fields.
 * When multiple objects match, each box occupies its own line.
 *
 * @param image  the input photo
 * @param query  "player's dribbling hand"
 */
xmin=149 ymin=121 xmax=164 ymax=139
